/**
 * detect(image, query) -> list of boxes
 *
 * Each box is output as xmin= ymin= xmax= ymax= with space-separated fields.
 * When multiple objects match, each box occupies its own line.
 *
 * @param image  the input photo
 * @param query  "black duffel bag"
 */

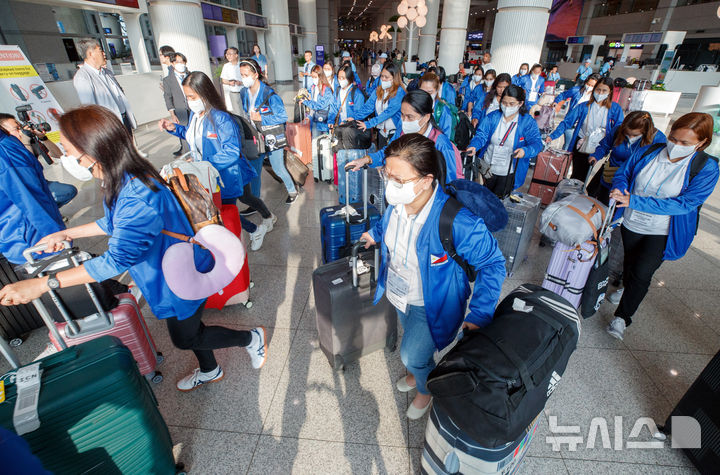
xmin=334 ymin=120 xmax=372 ymax=151
xmin=426 ymin=283 xmax=581 ymax=447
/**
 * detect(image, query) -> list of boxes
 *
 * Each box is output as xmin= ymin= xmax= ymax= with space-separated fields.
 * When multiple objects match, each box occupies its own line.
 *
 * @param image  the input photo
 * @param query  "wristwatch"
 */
xmin=46 ymin=275 xmax=61 ymax=290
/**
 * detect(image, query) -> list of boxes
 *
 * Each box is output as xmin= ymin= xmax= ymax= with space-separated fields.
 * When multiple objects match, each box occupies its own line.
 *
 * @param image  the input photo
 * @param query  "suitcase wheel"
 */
xmin=9 ymin=338 xmax=22 ymax=347
xmin=244 ymin=301 xmax=253 ymax=309
xmin=156 ymin=352 xmax=165 ymax=365
xmin=314 ymin=178 xmax=319 ymax=183
xmin=176 ymin=463 xmax=187 ymax=475
xmin=150 ymin=372 xmax=164 ymax=384
xmin=249 ymin=281 xmax=255 ymax=289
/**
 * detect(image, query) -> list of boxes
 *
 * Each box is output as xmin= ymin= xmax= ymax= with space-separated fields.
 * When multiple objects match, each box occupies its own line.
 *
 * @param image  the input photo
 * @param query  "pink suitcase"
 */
xmin=528 ymin=148 xmax=572 ymax=205
xmin=542 ymin=241 xmax=597 ymax=308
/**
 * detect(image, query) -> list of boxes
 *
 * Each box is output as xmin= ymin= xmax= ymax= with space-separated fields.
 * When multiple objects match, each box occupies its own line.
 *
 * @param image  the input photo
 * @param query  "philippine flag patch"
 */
xmin=207 ymin=132 xmax=218 ymax=139
xmin=430 ymin=253 xmax=448 ymax=266
xmin=260 ymin=106 xmax=270 ymax=113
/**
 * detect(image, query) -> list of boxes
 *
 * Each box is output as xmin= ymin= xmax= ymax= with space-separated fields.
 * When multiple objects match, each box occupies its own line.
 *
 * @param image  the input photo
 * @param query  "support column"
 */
xmin=482 ymin=11 xmax=495 ymax=51
xmin=227 ymin=27 xmax=239 ymax=49
xmin=261 ymin=0 xmax=293 ymax=82
xmin=148 ymin=0 xmax=211 ymax=76
xmin=490 ymin=0 xmax=553 ymax=78
xmin=316 ymin=0 xmax=330 ymax=54
xmin=256 ymin=31 xmax=267 ymax=56
xmin=417 ymin=0 xmax=440 ymax=62
xmin=620 ymin=43 xmax=631 ymax=63
xmin=437 ymin=0 xmax=470 ymax=72
xmin=298 ymin=0 xmax=317 ymax=53
xmin=123 ymin=12 xmax=151 ymax=73
xmin=328 ymin=0 xmax=338 ymax=54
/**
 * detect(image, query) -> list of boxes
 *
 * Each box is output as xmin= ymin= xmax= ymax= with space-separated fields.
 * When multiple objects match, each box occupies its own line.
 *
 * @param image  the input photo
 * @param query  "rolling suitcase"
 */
xmin=542 ymin=241 xmax=597 ymax=309
xmin=286 ymin=119 xmax=312 ymax=165
xmin=0 ymin=255 xmax=44 ymax=346
xmin=528 ymin=148 xmax=572 ymax=205
xmin=578 ymin=201 xmax=616 ymax=318
xmin=367 ymin=166 xmax=387 ymax=215
xmin=422 ymin=406 xmax=539 ymax=475
xmin=312 ymin=133 xmax=334 ymax=182
xmin=336 ymin=148 xmax=367 ymax=205
xmin=319 ymin=166 xmax=381 ymax=264
xmin=312 ymin=241 xmax=397 ymax=370
xmin=491 ymin=193 xmax=541 ymax=277
xmin=0 ymin=336 xmax=179 ymax=475
xmin=205 ymin=204 xmax=253 ymax=310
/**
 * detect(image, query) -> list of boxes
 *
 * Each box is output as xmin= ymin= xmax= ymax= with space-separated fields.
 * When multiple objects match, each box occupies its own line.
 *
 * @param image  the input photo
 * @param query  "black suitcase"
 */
xmin=0 ymin=255 xmax=44 ymax=345
xmin=312 ymin=241 xmax=397 ymax=370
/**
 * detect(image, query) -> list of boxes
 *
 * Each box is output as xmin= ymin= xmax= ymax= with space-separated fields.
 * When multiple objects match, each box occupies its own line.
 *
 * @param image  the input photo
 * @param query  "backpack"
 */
xmin=454 ymin=111 xmax=474 ymax=151
xmin=230 ymin=112 xmax=262 ymax=158
xmin=438 ymin=179 xmax=509 ymax=282
xmin=433 ymin=99 xmax=459 ymax=143
xmin=428 ymin=127 xmax=464 ymax=180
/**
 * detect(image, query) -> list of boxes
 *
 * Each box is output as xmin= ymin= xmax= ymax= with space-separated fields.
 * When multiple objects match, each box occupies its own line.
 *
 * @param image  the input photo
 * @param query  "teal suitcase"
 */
xmin=0 ymin=336 xmax=179 ymax=474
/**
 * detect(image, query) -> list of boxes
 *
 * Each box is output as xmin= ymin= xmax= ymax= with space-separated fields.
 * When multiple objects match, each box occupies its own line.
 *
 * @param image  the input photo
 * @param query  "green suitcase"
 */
xmin=0 ymin=336 xmax=178 ymax=474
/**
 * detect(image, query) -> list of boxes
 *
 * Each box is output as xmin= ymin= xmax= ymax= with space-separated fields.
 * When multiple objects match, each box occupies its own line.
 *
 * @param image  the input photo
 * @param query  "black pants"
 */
xmin=377 ymin=131 xmax=392 ymax=150
xmin=165 ymin=303 xmax=251 ymax=372
xmin=592 ymin=183 xmax=611 ymax=206
xmin=571 ymin=145 xmax=591 ymax=181
xmin=235 ymin=184 xmax=271 ymax=219
xmin=614 ymin=225 xmax=667 ymax=326
xmin=485 ymin=173 xmax=515 ymax=199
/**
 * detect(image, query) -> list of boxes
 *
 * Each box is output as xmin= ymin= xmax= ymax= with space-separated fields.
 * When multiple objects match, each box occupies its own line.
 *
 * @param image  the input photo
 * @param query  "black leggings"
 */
xmin=571 ymin=145 xmax=591 ymax=181
xmin=485 ymin=173 xmax=515 ymax=199
xmin=614 ymin=225 xmax=667 ymax=326
xmin=166 ymin=303 xmax=251 ymax=372
xmin=236 ymin=184 xmax=272 ymax=219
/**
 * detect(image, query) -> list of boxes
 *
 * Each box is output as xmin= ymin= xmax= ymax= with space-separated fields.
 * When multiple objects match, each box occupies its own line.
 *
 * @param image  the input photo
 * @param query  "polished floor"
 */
xmin=2 ymin=103 xmax=718 ymax=474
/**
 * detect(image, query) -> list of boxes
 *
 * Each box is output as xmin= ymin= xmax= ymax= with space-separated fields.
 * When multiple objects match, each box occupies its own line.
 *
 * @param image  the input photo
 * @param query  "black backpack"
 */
xmin=230 ymin=112 xmax=262 ymax=159
xmin=426 ymin=283 xmax=581 ymax=447
xmin=454 ymin=111 xmax=474 ymax=151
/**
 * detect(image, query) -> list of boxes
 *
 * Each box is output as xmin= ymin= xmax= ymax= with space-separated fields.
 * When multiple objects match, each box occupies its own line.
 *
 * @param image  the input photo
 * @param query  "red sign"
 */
xmin=85 ymin=0 xmax=140 ymax=8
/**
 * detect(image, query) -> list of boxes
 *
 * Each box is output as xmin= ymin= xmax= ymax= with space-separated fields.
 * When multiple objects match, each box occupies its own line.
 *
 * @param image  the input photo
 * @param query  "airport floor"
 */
xmin=2 ymin=94 xmax=718 ymax=474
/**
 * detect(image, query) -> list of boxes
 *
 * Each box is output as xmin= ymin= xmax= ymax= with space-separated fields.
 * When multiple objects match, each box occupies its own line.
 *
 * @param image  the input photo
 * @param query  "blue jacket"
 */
xmin=368 ymin=186 xmax=506 ymax=349
xmin=593 ymin=128 xmax=667 ymax=188
xmin=600 ymin=62 xmax=612 ymax=75
xmin=239 ymin=81 xmax=288 ymax=127
xmin=553 ymin=85 xmax=588 ymax=112
xmin=369 ymin=127 xmax=461 ymax=181
xmin=471 ymin=95 xmax=498 ymax=123
xmin=304 ymin=83 xmax=334 ymax=132
xmin=511 ymin=73 xmax=525 ymax=85
xmin=468 ymin=110 xmax=544 ymax=190
xmin=441 ymin=82 xmax=457 ymax=105
xmin=169 ymin=109 xmax=256 ymax=200
xmin=355 ymin=87 xmax=406 ymax=133
xmin=462 ymin=82 xmax=485 ymax=111
xmin=547 ymin=72 xmax=561 ymax=82
xmin=612 ymin=145 xmax=719 ymax=261
xmin=365 ymin=76 xmax=380 ymax=95
xmin=434 ymin=100 xmax=455 ymax=140
xmin=84 ymin=176 xmax=213 ymax=319
xmin=549 ymin=101 xmax=625 ymax=152
xmin=576 ymin=64 xmax=593 ymax=81
xmin=328 ymin=84 xmax=367 ymax=125
xmin=0 ymin=133 xmax=64 ymax=264
xmin=517 ymin=74 xmax=546 ymax=107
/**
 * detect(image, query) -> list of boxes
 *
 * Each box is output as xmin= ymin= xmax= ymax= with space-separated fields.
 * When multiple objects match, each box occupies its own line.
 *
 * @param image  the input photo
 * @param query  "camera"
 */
xmin=15 ymin=104 xmax=52 ymax=165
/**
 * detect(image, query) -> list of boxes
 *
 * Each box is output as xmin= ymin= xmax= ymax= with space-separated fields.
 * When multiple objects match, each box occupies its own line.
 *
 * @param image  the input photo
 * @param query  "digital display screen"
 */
xmin=567 ymin=36 xmax=584 ymax=44
xmin=244 ymin=12 xmax=267 ymax=28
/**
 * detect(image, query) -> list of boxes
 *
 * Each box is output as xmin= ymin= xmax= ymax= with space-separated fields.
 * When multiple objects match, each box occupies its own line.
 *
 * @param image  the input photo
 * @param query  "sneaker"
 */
xmin=406 ymin=397 xmax=433 ymax=420
xmin=239 ymin=207 xmax=257 ymax=217
xmin=246 ymin=327 xmax=267 ymax=369
xmin=285 ymin=192 xmax=298 ymax=204
xmin=249 ymin=223 xmax=268 ymax=251
xmin=607 ymin=288 xmax=624 ymax=305
xmin=263 ymin=213 xmax=277 ymax=232
xmin=172 ymin=148 xmax=184 ymax=157
xmin=396 ymin=375 xmax=417 ymax=393
xmin=606 ymin=317 xmax=626 ymax=340
xmin=176 ymin=366 xmax=224 ymax=392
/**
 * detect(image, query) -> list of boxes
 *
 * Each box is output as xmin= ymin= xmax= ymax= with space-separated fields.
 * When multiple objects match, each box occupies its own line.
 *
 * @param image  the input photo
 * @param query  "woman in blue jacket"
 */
xmin=300 ymin=64 xmax=334 ymax=137
xmin=428 ymin=65 xmax=456 ymax=106
xmin=365 ymin=63 xmax=381 ymax=95
xmin=238 ymin=59 xmax=299 ymax=203
xmin=349 ymin=90 xmax=463 ymax=182
xmin=160 ymin=71 xmax=276 ymax=251
xmin=517 ymin=63 xmax=545 ymax=108
xmin=352 ymin=62 xmax=406 ymax=149
xmin=588 ymin=111 xmax=666 ymax=205
xmin=0 ymin=129 xmax=64 ymax=264
xmin=467 ymin=85 xmax=544 ymax=197
xmin=605 ymin=113 xmax=719 ymax=341
xmin=0 ymin=106 xmax=268 ymax=391
xmin=419 ymin=72 xmax=454 ymax=140
xmin=547 ymin=76 xmax=624 ymax=180
xmin=322 ymin=62 xmax=340 ymax=93
xmin=359 ymin=133 xmax=505 ymax=419
xmin=552 ymin=73 xmax=600 ymax=113
xmin=511 ymin=63 xmax=529 ymax=85
xmin=471 ymin=73 xmax=512 ymax=126
xmin=460 ymin=65 xmax=485 ymax=115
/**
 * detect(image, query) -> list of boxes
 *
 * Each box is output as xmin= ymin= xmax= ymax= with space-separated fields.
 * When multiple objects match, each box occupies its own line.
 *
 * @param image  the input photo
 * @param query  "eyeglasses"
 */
xmin=379 ymin=167 xmax=423 ymax=188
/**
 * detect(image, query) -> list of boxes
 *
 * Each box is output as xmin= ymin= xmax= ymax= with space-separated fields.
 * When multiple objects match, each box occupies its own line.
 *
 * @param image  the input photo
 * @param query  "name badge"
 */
xmin=386 ymin=266 xmax=410 ymax=313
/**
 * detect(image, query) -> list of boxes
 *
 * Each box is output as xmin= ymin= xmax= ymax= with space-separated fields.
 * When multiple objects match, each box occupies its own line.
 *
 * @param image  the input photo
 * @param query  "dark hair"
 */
xmin=377 ymin=62 xmax=405 ymax=102
xmin=518 ymin=63 xmax=529 ymax=73
xmin=0 ymin=113 xmax=15 ymax=135
xmin=484 ymin=73 xmax=512 ymax=109
xmin=484 ymin=68 xmax=497 ymax=79
xmin=501 ymin=85 xmax=528 ymax=115
xmin=238 ymin=58 xmax=266 ymax=83
xmin=473 ymin=65 xmax=484 ymax=75
xmin=252 ymin=44 xmax=261 ymax=54
xmin=585 ymin=73 xmax=602 ymax=85
xmin=339 ymin=64 xmax=355 ymax=86
xmin=304 ymin=50 xmax=312 ymax=55
xmin=171 ymin=52 xmax=187 ymax=63
xmin=312 ymin=64 xmax=331 ymax=90
xmin=384 ymin=133 xmax=445 ymax=187
xmin=59 ymin=106 xmax=164 ymax=207
xmin=159 ymin=45 xmax=175 ymax=57
xmin=613 ymin=111 xmax=656 ymax=147
xmin=224 ymin=47 xmax=239 ymax=58
xmin=589 ymin=76 xmax=614 ymax=109
xmin=402 ymin=89 xmax=434 ymax=116
xmin=182 ymin=71 xmax=227 ymax=112
xmin=671 ymin=112 xmax=714 ymax=151
xmin=435 ymin=65 xmax=446 ymax=83
xmin=530 ymin=63 xmax=543 ymax=73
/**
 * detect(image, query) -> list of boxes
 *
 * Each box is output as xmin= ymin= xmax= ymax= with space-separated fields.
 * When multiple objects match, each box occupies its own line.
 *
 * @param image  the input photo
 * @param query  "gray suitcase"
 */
xmin=491 ymin=193 xmax=541 ymax=277
xmin=312 ymin=241 xmax=397 ymax=370
xmin=367 ymin=166 xmax=387 ymax=215
xmin=312 ymin=134 xmax=333 ymax=182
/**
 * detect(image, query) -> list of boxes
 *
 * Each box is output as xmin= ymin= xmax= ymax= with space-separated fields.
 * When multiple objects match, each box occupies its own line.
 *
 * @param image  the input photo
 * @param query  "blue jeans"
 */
xmin=265 ymin=148 xmax=297 ymax=194
xmin=396 ymin=305 xmax=437 ymax=395
xmin=221 ymin=197 xmax=257 ymax=233
xmin=48 ymin=181 xmax=77 ymax=208
xmin=336 ymin=149 xmax=365 ymax=205
xmin=248 ymin=156 xmax=263 ymax=197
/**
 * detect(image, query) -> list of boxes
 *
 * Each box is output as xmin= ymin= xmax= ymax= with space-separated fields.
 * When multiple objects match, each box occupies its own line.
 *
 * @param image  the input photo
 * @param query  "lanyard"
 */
xmin=499 ymin=121 xmax=517 ymax=147
xmin=641 ymin=153 xmax=691 ymax=197
xmin=391 ymin=209 xmax=418 ymax=268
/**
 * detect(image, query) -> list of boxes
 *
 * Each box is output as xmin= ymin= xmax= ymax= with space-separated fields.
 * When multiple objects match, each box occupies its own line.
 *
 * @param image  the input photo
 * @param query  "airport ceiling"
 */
xmin=337 ymin=0 xmax=498 ymax=29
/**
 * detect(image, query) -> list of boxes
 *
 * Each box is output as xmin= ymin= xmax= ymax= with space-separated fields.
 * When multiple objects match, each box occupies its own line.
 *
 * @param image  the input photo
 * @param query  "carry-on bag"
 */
xmin=285 ymin=119 xmax=313 ymax=165
xmin=578 ymin=201 xmax=616 ymax=318
xmin=533 ymin=105 xmax=555 ymax=131
xmin=24 ymin=243 xmax=163 ymax=382
xmin=312 ymin=241 xmax=396 ymax=370
xmin=0 ymin=336 xmax=180 ymax=475
xmin=312 ymin=133 xmax=334 ymax=182
xmin=205 ymin=204 xmax=252 ymax=310
xmin=490 ymin=193 xmax=541 ymax=277
xmin=421 ymin=405 xmax=539 ymax=475
xmin=167 ymin=168 xmax=222 ymax=232
xmin=528 ymin=148 xmax=572 ymax=205
xmin=426 ymin=283 xmax=580 ymax=447
xmin=0 ymin=255 xmax=44 ymax=345
xmin=336 ymin=148 xmax=367 ymax=205
xmin=367 ymin=166 xmax=387 ymax=215
xmin=319 ymin=166 xmax=381 ymax=264
xmin=539 ymin=194 xmax=607 ymax=247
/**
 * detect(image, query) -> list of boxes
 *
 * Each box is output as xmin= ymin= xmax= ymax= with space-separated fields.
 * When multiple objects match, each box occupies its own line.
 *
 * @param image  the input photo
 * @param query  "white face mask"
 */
xmin=666 ymin=141 xmax=699 ymax=160
xmin=381 ymin=80 xmax=393 ymax=90
xmin=339 ymin=78 xmax=349 ymax=89
xmin=626 ymin=135 xmax=641 ymax=144
xmin=174 ymin=63 xmax=187 ymax=73
xmin=520 ymin=69 xmax=528 ymax=75
xmin=401 ymin=118 xmax=424 ymax=135
xmin=61 ymin=154 xmax=94 ymax=182
xmin=385 ymin=179 xmax=419 ymax=206
xmin=241 ymin=76 xmax=255 ymax=89
xmin=531 ymin=73 xmax=539 ymax=80
xmin=501 ymin=104 xmax=520 ymax=117
xmin=188 ymin=98 xmax=205 ymax=114
xmin=485 ymin=80 xmax=493 ymax=87
xmin=311 ymin=77 xmax=319 ymax=86
xmin=593 ymin=92 xmax=608 ymax=103
xmin=585 ymin=85 xmax=594 ymax=92
xmin=473 ymin=74 xmax=482 ymax=83
xmin=323 ymin=69 xmax=333 ymax=78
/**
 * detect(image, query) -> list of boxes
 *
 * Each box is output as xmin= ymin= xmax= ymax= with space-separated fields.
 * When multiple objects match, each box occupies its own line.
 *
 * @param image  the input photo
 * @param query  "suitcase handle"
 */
xmin=23 ymin=240 xmax=71 ymax=264
xmin=351 ymin=240 xmax=379 ymax=288
xmin=344 ymin=163 xmax=369 ymax=223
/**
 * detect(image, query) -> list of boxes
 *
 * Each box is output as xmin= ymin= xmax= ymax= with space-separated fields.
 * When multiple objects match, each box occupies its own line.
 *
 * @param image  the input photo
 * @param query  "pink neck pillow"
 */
xmin=162 ymin=224 xmax=246 ymax=300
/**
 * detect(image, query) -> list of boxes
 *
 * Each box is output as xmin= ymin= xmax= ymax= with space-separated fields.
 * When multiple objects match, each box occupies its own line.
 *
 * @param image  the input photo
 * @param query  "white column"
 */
xmin=227 ymin=27 xmax=239 ymax=49
xmin=620 ymin=44 xmax=631 ymax=63
xmin=316 ymin=0 xmax=330 ymax=56
xmin=437 ymin=0 xmax=470 ymax=72
xmin=490 ymin=0 xmax=553 ymax=77
xmin=417 ymin=0 xmax=440 ymax=62
xmin=256 ymin=31 xmax=267 ymax=56
xmin=298 ymin=0 xmax=317 ymax=53
xmin=261 ymin=0 xmax=293 ymax=82
xmin=406 ymin=24 xmax=420 ymax=59
xmin=123 ymin=12 xmax=151 ymax=73
xmin=148 ymin=0 xmax=211 ymax=76
xmin=328 ymin=0 xmax=338 ymax=54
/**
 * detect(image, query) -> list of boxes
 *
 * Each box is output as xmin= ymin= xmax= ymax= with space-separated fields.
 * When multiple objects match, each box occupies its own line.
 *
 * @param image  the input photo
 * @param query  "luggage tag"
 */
xmin=627 ymin=210 xmax=660 ymax=228
xmin=386 ymin=265 xmax=410 ymax=313
xmin=13 ymin=362 xmax=42 ymax=435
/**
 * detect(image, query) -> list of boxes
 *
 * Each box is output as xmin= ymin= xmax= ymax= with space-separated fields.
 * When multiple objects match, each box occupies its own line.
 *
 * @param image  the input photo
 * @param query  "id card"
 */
xmin=529 ymin=91 xmax=539 ymax=102
xmin=386 ymin=266 xmax=410 ymax=313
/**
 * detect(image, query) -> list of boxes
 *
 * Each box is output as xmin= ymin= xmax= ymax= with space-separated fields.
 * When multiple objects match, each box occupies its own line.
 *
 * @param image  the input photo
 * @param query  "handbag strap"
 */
xmin=161 ymin=229 xmax=199 ymax=245
xmin=172 ymin=168 xmax=190 ymax=192
xmin=334 ymin=86 xmax=352 ymax=127
xmin=499 ymin=121 xmax=517 ymax=147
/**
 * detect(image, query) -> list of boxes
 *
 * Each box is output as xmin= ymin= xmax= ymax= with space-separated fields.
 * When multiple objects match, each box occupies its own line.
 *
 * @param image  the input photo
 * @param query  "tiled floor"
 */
xmin=3 ymin=109 xmax=718 ymax=474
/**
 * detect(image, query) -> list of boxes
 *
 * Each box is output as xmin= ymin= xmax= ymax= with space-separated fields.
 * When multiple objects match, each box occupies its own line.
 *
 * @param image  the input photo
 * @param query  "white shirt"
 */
xmin=339 ymin=86 xmax=351 ymax=122
xmin=624 ymin=149 xmax=693 ymax=236
xmin=483 ymin=61 xmax=495 ymax=72
xmin=384 ymin=186 xmax=438 ymax=306
xmin=85 ymin=62 xmax=126 ymax=114
xmin=221 ymin=62 xmax=242 ymax=92
xmin=484 ymin=116 xmax=519 ymax=176
xmin=376 ymin=91 xmax=396 ymax=136
xmin=578 ymin=88 xmax=592 ymax=106
xmin=186 ymin=113 xmax=206 ymax=161
xmin=174 ymin=72 xmax=187 ymax=98
xmin=529 ymin=75 xmax=540 ymax=102
xmin=248 ymin=88 xmax=260 ymax=113
xmin=580 ymin=102 xmax=608 ymax=139
xmin=302 ymin=61 xmax=315 ymax=90
xmin=486 ymin=97 xmax=500 ymax=115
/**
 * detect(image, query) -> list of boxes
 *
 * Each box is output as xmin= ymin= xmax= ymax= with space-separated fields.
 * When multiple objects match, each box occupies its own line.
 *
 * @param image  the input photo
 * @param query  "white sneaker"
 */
xmin=607 ymin=288 xmax=624 ymax=305
xmin=606 ymin=317 xmax=626 ymax=341
xmin=246 ymin=327 xmax=267 ymax=369
xmin=176 ymin=366 xmax=224 ymax=392
xmin=263 ymin=213 xmax=277 ymax=233
xmin=249 ymin=223 xmax=268 ymax=251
